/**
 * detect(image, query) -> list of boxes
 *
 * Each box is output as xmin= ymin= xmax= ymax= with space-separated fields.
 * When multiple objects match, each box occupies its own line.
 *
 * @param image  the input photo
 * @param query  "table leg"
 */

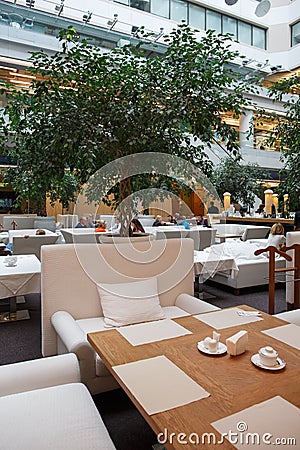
xmin=0 ymin=296 xmax=30 ymax=323
xmin=194 ymin=275 xmax=216 ymax=300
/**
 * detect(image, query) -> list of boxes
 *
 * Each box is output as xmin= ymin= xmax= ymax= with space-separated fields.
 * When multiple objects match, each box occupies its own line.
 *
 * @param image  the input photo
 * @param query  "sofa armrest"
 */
xmin=0 ymin=353 xmax=80 ymax=398
xmin=51 ymin=311 xmax=97 ymax=384
xmin=175 ymin=293 xmax=220 ymax=314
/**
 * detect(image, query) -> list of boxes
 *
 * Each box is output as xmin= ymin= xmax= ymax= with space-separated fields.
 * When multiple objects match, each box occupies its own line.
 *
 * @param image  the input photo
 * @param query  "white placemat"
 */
xmin=261 ymin=324 xmax=300 ymax=351
xmin=212 ymin=396 xmax=300 ymax=449
xmin=117 ymin=319 xmax=192 ymax=346
xmin=194 ymin=308 xmax=263 ymax=330
xmin=113 ymin=355 xmax=210 ymax=415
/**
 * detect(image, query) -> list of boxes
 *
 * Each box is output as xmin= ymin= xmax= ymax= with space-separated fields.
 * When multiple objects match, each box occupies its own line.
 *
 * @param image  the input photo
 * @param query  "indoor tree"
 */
xmin=0 ymin=24 xmax=254 ymax=233
xmin=211 ymin=157 xmax=266 ymax=210
xmin=266 ymin=75 xmax=300 ymax=211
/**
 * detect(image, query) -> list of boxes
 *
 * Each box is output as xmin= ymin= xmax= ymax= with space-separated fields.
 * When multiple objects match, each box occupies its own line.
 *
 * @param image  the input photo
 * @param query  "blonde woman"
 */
xmin=152 ymin=215 xmax=166 ymax=227
xmin=267 ymin=223 xmax=286 ymax=250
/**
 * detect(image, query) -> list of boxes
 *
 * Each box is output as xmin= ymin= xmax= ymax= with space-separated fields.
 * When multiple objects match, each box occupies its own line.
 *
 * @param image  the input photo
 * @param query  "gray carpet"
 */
xmin=0 ymin=284 xmax=288 ymax=450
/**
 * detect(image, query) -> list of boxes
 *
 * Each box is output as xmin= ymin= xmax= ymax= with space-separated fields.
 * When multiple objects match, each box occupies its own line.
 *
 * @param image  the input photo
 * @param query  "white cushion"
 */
xmin=0 ymin=383 xmax=116 ymax=449
xmin=97 ymin=277 xmax=166 ymax=327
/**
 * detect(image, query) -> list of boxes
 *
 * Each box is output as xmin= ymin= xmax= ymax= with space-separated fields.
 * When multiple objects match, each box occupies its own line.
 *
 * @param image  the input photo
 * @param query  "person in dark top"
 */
xmin=256 ymin=204 xmax=265 ymax=214
xmin=75 ymin=216 xmax=88 ymax=228
xmin=196 ymin=214 xmax=208 ymax=227
xmin=152 ymin=215 xmax=166 ymax=226
xmin=294 ymin=206 xmax=300 ymax=231
xmin=131 ymin=218 xmax=145 ymax=233
xmin=207 ymin=201 xmax=219 ymax=214
xmin=167 ymin=214 xmax=177 ymax=224
xmin=271 ymin=203 xmax=276 ymax=218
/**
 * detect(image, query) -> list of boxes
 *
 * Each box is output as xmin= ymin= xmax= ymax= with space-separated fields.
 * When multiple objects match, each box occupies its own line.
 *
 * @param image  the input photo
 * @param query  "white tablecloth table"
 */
xmin=194 ymin=250 xmax=238 ymax=278
xmin=194 ymin=250 xmax=239 ymax=300
xmin=0 ymin=254 xmax=41 ymax=321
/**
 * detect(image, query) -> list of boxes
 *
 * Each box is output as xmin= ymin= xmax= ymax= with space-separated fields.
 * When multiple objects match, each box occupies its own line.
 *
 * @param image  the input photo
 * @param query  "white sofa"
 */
xmin=212 ymin=223 xmax=270 ymax=241
xmin=204 ymin=240 xmax=286 ymax=293
xmin=41 ymin=239 xmax=219 ymax=394
xmin=0 ymin=354 xmax=116 ymax=450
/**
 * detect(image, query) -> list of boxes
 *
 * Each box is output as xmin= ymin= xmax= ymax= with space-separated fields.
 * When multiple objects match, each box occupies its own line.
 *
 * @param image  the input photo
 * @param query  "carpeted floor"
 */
xmin=0 ymin=283 xmax=288 ymax=450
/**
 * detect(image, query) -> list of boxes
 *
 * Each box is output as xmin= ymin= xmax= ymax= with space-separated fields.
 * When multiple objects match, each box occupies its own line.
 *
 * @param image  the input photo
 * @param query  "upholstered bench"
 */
xmin=42 ymin=239 xmax=220 ymax=395
xmin=0 ymin=354 xmax=116 ymax=450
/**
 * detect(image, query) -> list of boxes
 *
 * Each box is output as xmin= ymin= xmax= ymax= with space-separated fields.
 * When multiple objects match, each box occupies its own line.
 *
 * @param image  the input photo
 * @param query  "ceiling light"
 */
xmin=131 ymin=26 xmax=139 ymax=35
xmin=153 ymin=27 xmax=164 ymax=42
xmin=83 ymin=11 xmax=92 ymax=23
xmin=107 ymin=14 xmax=118 ymax=30
xmin=255 ymin=0 xmax=271 ymax=17
xmin=25 ymin=0 xmax=35 ymax=8
xmin=55 ymin=0 xmax=64 ymax=16
xmin=225 ymin=0 xmax=238 ymax=5
xmin=270 ymin=65 xmax=283 ymax=72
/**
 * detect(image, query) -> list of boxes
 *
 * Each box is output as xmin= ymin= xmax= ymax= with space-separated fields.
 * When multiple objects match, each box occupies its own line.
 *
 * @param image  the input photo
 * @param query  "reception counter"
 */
xmin=220 ymin=216 xmax=294 ymax=232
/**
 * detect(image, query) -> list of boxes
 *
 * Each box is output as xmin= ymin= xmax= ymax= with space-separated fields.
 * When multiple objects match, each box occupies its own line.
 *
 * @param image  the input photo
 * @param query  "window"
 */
xmin=252 ymin=27 xmax=265 ymax=49
xmin=291 ymin=21 xmax=300 ymax=47
xmin=170 ymin=0 xmax=187 ymax=23
xmin=206 ymin=10 xmax=221 ymax=34
xmin=129 ymin=0 xmax=150 ymax=13
xmin=222 ymin=16 xmax=237 ymax=39
xmin=189 ymin=4 xmax=205 ymax=30
xmin=113 ymin=0 xmax=266 ymax=49
xmin=151 ymin=0 xmax=169 ymax=18
xmin=238 ymin=21 xmax=252 ymax=46
xmin=114 ymin=0 xmax=129 ymax=5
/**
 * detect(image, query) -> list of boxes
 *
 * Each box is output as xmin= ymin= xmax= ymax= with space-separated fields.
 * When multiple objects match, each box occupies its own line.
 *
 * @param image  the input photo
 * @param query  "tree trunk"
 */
xmin=118 ymin=177 xmax=132 ymax=237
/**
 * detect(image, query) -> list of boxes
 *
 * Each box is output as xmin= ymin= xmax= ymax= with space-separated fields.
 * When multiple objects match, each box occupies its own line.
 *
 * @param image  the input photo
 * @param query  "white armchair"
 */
xmin=41 ymin=239 xmax=219 ymax=394
xmin=0 ymin=354 xmax=116 ymax=450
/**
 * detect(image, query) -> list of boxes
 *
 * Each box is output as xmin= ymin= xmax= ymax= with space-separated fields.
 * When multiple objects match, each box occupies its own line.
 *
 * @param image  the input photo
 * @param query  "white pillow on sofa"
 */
xmin=97 ymin=277 xmax=166 ymax=327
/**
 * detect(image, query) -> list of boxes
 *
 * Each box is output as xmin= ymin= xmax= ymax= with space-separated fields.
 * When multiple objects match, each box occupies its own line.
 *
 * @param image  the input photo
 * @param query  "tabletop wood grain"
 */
xmin=88 ymin=305 xmax=300 ymax=450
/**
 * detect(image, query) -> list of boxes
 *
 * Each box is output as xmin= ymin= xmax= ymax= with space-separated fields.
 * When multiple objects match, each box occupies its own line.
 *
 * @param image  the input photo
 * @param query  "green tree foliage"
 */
xmin=266 ymin=75 xmax=300 ymax=210
xmin=211 ymin=157 xmax=265 ymax=208
xmin=0 ymin=24 xmax=252 ymax=208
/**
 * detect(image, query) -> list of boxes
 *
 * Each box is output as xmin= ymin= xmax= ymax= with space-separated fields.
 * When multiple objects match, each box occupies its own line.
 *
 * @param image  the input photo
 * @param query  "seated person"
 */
xmin=24 ymin=229 xmax=46 ymax=238
xmin=86 ymin=214 xmax=97 ymax=228
xmin=294 ymin=205 xmax=300 ymax=231
xmin=195 ymin=214 xmax=208 ymax=227
xmin=109 ymin=216 xmax=121 ymax=234
xmin=267 ymin=223 xmax=286 ymax=250
xmin=75 ymin=216 xmax=88 ymax=228
xmin=95 ymin=220 xmax=107 ymax=233
xmin=256 ymin=204 xmax=265 ymax=215
xmin=207 ymin=201 xmax=219 ymax=214
xmin=5 ymin=229 xmax=46 ymax=253
xmin=167 ymin=214 xmax=177 ymax=224
xmin=176 ymin=216 xmax=190 ymax=230
xmin=131 ymin=218 xmax=145 ymax=233
xmin=152 ymin=215 xmax=166 ymax=227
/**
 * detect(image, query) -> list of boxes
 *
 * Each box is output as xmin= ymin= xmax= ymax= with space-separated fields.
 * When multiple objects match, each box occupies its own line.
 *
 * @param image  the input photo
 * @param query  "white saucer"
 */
xmin=251 ymin=353 xmax=286 ymax=371
xmin=4 ymin=263 xmax=17 ymax=267
xmin=197 ymin=341 xmax=227 ymax=355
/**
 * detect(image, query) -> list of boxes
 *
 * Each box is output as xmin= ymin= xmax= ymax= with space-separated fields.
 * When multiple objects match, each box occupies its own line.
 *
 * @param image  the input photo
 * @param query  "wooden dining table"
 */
xmin=88 ymin=305 xmax=300 ymax=449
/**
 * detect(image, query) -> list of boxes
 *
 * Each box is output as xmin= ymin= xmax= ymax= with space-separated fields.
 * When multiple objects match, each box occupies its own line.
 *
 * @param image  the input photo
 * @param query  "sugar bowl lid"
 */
xmin=259 ymin=346 xmax=278 ymax=358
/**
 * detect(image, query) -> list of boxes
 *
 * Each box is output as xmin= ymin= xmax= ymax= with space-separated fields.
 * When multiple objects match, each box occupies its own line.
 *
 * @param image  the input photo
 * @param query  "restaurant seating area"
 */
xmin=0 ymin=214 xmax=299 ymax=450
